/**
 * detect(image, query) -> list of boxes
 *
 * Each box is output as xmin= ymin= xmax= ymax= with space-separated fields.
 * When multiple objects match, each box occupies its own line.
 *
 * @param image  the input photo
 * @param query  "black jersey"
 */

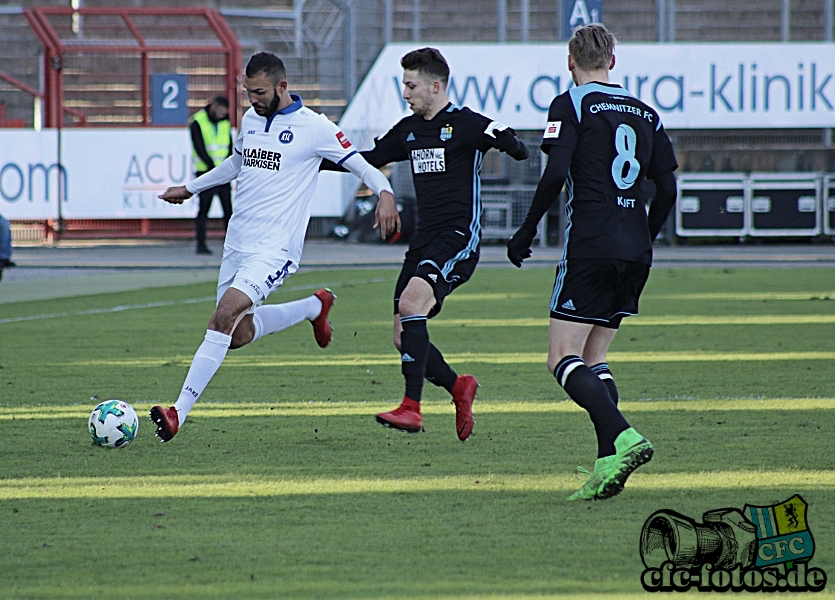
xmin=543 ymin=83 xmax=677 ymax=264
xmin=361 ymin=103 xmax=526 ymax=249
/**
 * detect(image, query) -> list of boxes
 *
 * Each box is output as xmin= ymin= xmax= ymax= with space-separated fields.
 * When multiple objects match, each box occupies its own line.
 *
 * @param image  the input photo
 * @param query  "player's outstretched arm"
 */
xmin=158 ymin=186 xmax=192 ymax=205
xmin=647 ymin=169 xmax=677 ymax=241
xmin=185 ymin=153 xmax=243 ymax=198
xmin=507 ymin=144 xmax=571 ymax=267
xmin=321 ymin=126 xmax=407 ymax=172
xmin=160 ymin=152 xmax=241 ymax=205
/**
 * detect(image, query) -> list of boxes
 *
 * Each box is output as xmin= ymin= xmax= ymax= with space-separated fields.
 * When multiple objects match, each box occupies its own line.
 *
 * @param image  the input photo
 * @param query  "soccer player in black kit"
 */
xmin=507 ymin=24 xmax=678 ymax=500
xmin=338 ymin=48 xmax=528 ymax=440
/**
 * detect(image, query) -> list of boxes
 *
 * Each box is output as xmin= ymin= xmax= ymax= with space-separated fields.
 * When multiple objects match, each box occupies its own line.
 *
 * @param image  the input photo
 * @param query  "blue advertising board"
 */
xmin=562 ymin=0 xmax=603 ymax=40
xmin=150 ymin=74 xmax=189 ymax=125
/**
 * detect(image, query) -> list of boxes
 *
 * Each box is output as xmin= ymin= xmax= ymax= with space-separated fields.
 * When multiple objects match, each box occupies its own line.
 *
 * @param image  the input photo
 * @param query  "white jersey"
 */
xmin=189 ymin=96 xmax=362 ymax=262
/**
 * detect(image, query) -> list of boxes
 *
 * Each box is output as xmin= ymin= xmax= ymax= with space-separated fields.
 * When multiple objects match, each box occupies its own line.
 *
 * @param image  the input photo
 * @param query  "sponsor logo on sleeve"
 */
xmin=543 ymin=121 xmax=562 ymax=139
xmin=336 ymin=131 xmax=352 ymax=149
xmin=410 ymin=148 xmax=446 ymax=174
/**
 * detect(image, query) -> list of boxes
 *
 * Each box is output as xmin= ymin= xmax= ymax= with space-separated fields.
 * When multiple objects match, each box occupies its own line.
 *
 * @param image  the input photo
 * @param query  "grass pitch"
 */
xmin=0 ymin=265 xmax=834 ymax=598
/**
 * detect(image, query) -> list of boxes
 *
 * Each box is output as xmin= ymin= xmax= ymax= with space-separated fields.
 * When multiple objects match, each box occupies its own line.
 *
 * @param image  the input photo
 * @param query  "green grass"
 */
xmin=0 ymin=266 xmax=834 ymax=598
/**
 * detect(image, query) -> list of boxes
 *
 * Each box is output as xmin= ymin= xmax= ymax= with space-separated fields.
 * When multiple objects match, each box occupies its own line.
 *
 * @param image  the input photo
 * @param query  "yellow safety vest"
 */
xmin=190 ymin=109 xmax=231 ymax=172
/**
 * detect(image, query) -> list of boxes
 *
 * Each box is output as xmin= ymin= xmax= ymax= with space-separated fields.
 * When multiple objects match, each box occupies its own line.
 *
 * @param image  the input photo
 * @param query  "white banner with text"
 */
xmin=340 ymin=42 xmax=835 ymax=149
xmin=0 ymin=129 xmax=350 ymax=219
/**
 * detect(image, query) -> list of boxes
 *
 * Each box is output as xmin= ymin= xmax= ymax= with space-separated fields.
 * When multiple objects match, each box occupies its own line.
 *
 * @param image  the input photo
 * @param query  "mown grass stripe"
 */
xmin=421 ymin=315 xmax=835 ymax=327
xmin=54 ymin=350 xmax=835 ymax=369
xmin=0 ymin=277 xmax=394 ymax=325
xmin=4 ymin=398 xmax=833 ymax=420
xmin=630 ymin=315 xmax=835 ymax=325
xmin=449 ymin=291 xmax=835 ymax=301
xmin=0 ymin=297 xmax=217 ymax=325
xmin=647 ymin=291 xmax=835 ymax=301
xmin=0 ymin=588 xmax=648 ymax=600
xmin=0 ymin=470 xmax=832 ymax=499
xmin=445 ymin=293 xmax=537 ymax=301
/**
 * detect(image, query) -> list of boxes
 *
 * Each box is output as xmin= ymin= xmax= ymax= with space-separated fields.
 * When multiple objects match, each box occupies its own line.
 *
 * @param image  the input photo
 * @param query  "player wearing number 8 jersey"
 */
xmin=507 ymin=24 xmax=678 ymax=500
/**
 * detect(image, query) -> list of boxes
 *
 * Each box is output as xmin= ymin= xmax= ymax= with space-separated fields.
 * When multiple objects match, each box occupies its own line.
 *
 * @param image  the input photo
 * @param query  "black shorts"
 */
xmin=549 ymin=258 xmax=650 ymax=329
xmin=394 ymin=231 xmax=479 ymax=318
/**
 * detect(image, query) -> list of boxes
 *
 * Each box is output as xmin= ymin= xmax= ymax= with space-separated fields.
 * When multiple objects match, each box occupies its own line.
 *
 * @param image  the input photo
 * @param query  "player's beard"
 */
xmin=255 ymin=89 xmax=281 ymax=116
xmin=266 ymin=90 xmax=281 ymax=115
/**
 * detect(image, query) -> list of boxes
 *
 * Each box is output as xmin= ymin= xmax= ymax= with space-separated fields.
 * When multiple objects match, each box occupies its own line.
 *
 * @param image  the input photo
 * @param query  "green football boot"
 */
xmin=596 ymin=427 xmax=654 ymax=500
xmin=567 ymin=455 xmax=616 ymax=501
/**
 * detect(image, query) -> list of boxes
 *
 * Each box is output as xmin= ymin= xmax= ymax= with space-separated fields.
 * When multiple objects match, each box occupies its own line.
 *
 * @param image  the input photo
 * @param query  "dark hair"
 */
xmin=245 ymin=52 xmax=287 ymax=84
xmin=400 ymin=47 xmax=450 ymax=85
xmin=568 ymin=24 xmax=616 ymax=71
xmin=211 ymin=96 xmax=229 ymax=108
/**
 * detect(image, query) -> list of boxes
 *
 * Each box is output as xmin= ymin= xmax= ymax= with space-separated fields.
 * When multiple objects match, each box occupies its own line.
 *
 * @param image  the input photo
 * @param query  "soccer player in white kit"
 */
xmin=151 ymin=52 xmax=399 ymax=442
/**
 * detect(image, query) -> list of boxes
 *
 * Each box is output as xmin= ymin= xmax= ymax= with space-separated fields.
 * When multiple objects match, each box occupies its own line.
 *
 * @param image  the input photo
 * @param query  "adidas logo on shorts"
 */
xmin=401 ymin=353 xmax=415 ymax=362
xmin=561 ymin=299 xmax=576 ymax=310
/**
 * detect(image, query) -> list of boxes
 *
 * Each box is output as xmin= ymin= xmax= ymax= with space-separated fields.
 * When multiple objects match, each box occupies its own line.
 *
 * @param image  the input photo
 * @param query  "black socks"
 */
xmin=555 ymin=355 xmax=628 ymax=458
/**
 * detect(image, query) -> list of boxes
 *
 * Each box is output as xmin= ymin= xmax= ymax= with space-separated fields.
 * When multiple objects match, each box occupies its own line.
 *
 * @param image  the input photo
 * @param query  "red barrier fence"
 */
xmin=4 ymin=7 xmax=242 ymax=242
xmin=23 ymin=6 xmax=241 ymax=128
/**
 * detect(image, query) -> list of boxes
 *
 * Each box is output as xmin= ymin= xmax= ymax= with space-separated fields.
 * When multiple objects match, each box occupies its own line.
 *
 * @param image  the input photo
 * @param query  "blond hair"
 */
xmin=568 ymin=23 xmax=616 ymax=71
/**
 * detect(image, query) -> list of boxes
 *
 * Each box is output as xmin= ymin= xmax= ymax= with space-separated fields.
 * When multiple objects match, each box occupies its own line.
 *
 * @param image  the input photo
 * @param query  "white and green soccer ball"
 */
xmin=88 ymin=400 xmax=139 ymax=448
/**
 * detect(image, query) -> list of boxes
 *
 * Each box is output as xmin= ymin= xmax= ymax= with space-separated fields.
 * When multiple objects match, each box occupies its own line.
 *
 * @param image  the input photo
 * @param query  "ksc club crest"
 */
xmin=745 ymin=495 xmax=815 ymax=568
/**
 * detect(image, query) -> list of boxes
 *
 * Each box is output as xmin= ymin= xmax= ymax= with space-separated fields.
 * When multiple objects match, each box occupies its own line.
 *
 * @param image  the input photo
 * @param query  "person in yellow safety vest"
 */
xmin=190 ymin=96 xmax=233 ymax=255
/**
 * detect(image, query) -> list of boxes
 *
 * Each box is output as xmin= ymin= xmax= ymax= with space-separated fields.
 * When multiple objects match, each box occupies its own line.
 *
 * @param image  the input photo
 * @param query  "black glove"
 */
xmin=506 ymin=226 xmax=535 ymax=268
xmin=492 ymin=127 xmax=529 ymax=160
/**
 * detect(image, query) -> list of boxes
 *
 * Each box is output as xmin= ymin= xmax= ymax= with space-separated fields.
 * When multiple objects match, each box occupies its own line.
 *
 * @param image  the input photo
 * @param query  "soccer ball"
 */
xmin=88 ymin=400 xmax=139 ymax=448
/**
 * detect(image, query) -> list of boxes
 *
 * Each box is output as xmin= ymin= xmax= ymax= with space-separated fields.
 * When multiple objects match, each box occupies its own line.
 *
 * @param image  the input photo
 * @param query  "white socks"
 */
xmin=172 ymin=296 xmax=323 ymax=426
xmin=173 ymin=329 xmax=231 ymax=426
xmin=250 ymin=295 xmax=322 ymax=343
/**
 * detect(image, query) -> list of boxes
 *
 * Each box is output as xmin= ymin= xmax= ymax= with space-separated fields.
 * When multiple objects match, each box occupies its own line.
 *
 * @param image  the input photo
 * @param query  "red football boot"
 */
xmin=311 ymin=288 xmax=336 ymax=348
xmin=149 ymin=405 xmax=179 ymax=442
xmin=450 ymin=374 xmax=478 ymax=441
xmin=375 ymin=397 xmax=423 ymax=433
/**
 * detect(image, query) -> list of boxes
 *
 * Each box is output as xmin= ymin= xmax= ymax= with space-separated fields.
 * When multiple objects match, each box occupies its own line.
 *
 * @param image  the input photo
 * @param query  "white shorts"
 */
xmin=216 ymin=249 xmax=298 ymax=310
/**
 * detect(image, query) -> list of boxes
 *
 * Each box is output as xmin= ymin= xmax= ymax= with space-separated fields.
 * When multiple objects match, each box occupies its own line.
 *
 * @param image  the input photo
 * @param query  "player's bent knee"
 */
xmin=398 ymin=294 xmax=433 ymax=317
xmin=208 ymin=309 xmax=239 ymax=334
xmin=399 ymin=278 xmax=436 ymax=317
xmin=397 ymin=297 xmax=419 ymax=317
xmin=229 ymin=336 xmax=250 ymax=350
